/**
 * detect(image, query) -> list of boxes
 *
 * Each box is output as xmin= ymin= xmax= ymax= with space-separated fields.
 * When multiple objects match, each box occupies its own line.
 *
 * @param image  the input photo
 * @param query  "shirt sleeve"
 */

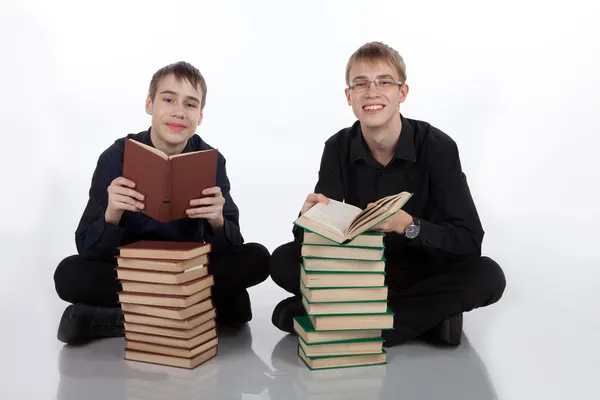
xmin=293 ymin=142 xmax=345 ymax=242
xmin=204 ymin=152 xmax=244 ymax=250
xmin=75 ymin=149 xmax=126 ymax=262
xmin=405 ymin=139 xmax=485 ymax=258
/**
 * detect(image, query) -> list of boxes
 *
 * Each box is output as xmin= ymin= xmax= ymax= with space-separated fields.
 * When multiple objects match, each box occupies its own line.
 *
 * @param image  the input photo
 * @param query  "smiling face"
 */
xmin=145 ymin=74 xmax=204 ymax=154
xmin=345 ymin=60 xmax=409 ymax=134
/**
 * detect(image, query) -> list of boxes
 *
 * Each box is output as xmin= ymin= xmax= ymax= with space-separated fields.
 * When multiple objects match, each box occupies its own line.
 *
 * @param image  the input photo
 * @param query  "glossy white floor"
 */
xmin=2 ymin=1 xmax=600 ymax=398
xmin=1 ymin=217 xmax=598 ymax=400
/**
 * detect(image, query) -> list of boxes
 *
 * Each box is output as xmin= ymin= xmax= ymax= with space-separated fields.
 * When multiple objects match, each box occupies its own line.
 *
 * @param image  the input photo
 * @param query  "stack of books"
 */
xmin=115 ymin=240 xmax=219 ymax=369
xmin=291 ymin=192 xmax=413 ymax=370
xmin=293 ymin=230 xmax=394 ymax=370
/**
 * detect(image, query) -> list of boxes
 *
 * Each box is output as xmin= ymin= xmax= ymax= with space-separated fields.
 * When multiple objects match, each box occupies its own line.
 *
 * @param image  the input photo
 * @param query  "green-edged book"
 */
xmin=301 ymin=243 xmax=384 ymax=261
xmin=298 ymin=335 xmax=384 ymax=358
xmin=302 ymin=294 xmax=388 ymax=315
xmin=294 ymin=192 xmax=412 ymax=244
xmin=302 ymin=256 xmax=386 ymax=273
xmin=303 ymin=231 xmax=385 ymax=248
xmin=309 ymin=308 xmax=395 ymax=331
xmin=293 ymin=316 xmax=383 ymax=344
xmin=300 ymin=280 xmax=388 ymax=302
xmin=298 ymin=345 xmax=387 ymax=370
xmin=301 ymin=264 xmax=385 ymax=288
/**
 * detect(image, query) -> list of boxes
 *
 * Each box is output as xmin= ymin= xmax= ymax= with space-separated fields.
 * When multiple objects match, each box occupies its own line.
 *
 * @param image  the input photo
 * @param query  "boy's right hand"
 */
xmin=300 ymin=193 xmax=330 ymax=215
xmin=105 ymin=177 xmax=145 ymax=225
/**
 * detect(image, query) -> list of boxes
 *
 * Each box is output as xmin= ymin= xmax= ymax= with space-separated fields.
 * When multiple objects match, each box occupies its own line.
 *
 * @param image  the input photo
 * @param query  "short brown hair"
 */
xmin=345 ymin=42 xmax=407 ymax=86
xmin=148 ymin=61 xmax=208 ymax=110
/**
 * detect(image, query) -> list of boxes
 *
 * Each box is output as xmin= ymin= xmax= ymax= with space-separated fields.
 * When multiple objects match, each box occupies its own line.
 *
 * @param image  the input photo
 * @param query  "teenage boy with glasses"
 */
xmin=269 ymin=42 xmax=506 ymax=347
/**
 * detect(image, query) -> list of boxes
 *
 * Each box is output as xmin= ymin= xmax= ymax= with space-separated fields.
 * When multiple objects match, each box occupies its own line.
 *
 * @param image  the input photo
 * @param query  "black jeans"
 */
xmin=54 ymin=243 xmax=270 ymax=312
xmin=269 ymin=241 xmax=506 ymax=342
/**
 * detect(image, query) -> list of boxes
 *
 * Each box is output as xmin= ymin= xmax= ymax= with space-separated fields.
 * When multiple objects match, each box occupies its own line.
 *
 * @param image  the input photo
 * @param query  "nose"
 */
xmin=171 ymin=104 xmax=185 ymax=119
xmin=365 ymin=82 xmax=381 ymax=97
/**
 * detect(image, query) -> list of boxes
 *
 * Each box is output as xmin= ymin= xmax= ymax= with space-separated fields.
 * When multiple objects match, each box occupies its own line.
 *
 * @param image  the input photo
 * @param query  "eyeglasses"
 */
xmin=348 ymin=78 xmax=403 ymax=92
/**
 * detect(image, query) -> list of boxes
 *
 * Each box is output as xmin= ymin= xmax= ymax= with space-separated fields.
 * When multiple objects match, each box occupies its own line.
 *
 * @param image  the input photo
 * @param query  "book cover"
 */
xmin=123 ymin=138 xmax=218 ymax=223
xmin=117 ymin=240 xmax=211 ymax=260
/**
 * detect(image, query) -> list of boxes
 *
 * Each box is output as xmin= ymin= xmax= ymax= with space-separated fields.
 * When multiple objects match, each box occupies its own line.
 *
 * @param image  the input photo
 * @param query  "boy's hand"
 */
xmin=187 ymin=186 xmax=226 ymax=229
xmin=301 ymin=193 xmax=330 ymax=215
xmin=368 ymin=202 xmax=413 ymax=234
xmin=105 ymin=177 xmax=145 ymax=225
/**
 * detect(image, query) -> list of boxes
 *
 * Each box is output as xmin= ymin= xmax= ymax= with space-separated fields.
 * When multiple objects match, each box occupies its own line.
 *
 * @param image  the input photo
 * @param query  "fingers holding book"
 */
xmin=186 ymin=186 xmax=225 ymax=229
xmin=301 ymin=193 xmax=330 ymax=215
xmin=372 ymin=209 xmax=412 ymax=234
xmin=105 ymin=177 xmax=146 ymax=224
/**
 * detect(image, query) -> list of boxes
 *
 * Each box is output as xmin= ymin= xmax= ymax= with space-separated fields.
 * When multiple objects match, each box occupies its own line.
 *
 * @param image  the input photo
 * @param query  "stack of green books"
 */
xmin=293 ymin=230 xmax=394 ymax=370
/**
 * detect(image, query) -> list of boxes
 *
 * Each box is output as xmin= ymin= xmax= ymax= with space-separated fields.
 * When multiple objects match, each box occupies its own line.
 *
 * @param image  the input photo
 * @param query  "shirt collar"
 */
xmin=350 ymin=113 xmax=417 ymax=164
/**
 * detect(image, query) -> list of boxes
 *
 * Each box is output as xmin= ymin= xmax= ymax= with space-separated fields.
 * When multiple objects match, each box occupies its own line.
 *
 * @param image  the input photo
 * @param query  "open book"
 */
xmin=294 ymin=192 xmax=413 ymax=244
xmin=123 ymin=139 xmax=218 ymax=223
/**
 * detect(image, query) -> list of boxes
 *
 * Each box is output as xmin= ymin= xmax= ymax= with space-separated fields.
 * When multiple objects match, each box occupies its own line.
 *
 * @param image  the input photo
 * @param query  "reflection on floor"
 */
xmin=56 ymin=322 xmax=497 ymax=400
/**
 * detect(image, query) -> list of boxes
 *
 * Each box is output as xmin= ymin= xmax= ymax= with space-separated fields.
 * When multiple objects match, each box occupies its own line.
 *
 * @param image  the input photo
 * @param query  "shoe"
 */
xmin=271 ymin=296 xmax=305 ymax=334
xmin=57 ymin=303 xmax=124 ymax=344
xmin=424 ymin=313 xmax=463 ymax=346
xmin=215 ymin=290 xmax=252 ymax=327
xmin=382 ymin=328 xmax=408 ymax=348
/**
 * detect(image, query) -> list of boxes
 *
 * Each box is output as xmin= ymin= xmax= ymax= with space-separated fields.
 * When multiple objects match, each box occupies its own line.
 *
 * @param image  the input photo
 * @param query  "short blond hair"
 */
xmin=345 ymin=42 xmax=407 ymax=86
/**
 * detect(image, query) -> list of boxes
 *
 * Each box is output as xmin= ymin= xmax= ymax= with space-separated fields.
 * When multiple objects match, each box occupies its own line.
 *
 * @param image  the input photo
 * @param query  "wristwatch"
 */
xmin=404 ymin=217 xmax=421 ymax=239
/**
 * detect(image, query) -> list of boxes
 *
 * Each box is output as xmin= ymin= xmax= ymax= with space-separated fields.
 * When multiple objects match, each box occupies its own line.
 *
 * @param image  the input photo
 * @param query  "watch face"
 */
xmin=405 ymin=224 xmax=419 ymax=239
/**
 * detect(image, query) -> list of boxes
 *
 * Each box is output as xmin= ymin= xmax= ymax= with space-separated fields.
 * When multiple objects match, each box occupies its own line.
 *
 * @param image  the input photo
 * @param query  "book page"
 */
xmin=303 ymin=200 xmax=363 ymax=234
xmin=347 ymin=195 xmax=398 ymax=232
xmin=129 ymin=139 xmax=168 ymax=160
xmin=347 ymin=192 xmax=413 ymax=237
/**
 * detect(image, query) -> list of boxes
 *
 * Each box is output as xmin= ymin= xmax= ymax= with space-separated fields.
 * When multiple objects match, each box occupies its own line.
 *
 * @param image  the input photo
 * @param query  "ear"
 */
xmin=345 ymin=88 xmax=351 ymax=106
xmin=197 ymin=111 xmax=204 ymax=126
xmin=145 ymin=94 xmax=153 ymax=115
xmin=398 ymin=84 xmax=409 ymax=105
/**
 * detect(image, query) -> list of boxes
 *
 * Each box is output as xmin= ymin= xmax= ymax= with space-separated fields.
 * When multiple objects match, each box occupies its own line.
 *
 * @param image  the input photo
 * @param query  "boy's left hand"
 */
xmin=187 ymin=186 xmax=225 ymax=229
xmin=368 ymin=202 xmax=413 ymax=234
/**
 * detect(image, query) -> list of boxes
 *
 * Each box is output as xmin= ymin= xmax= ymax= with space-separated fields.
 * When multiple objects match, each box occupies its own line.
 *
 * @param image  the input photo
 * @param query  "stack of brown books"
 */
xmin=293 ymin=230 xmax=396 ymax=370
xmin=115 ymin=240 xmax=219 ymax=369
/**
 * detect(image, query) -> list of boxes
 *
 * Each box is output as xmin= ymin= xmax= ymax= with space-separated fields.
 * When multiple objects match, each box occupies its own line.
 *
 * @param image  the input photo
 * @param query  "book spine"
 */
xmin=161 ymin=160 xmax=172 ymax=222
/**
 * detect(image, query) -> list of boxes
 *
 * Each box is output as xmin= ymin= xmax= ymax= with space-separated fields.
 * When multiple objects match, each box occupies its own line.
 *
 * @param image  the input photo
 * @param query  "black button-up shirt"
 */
xmin=294 ymin=114 xmax=484 ymax=261
xmin=75 ymin=128 xmax=243 ymax=262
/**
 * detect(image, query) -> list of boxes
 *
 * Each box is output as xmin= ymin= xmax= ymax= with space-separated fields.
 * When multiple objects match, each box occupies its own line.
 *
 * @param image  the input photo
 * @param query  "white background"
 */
xmin=0 ymin=0 xmax=599 ymax=399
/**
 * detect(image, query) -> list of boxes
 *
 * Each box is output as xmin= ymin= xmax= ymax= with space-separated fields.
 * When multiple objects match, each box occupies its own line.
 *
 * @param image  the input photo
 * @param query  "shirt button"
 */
xmin=381 ymin=172 xmax=386 ymax=176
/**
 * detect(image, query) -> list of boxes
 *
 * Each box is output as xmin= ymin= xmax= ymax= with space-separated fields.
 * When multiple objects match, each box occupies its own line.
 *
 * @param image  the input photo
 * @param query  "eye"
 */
xmin=186 ymin=103 xmax=197 ymax=108
xmin=379 ymin=80 xmax=394 ymax=86
xmin=163 ymin=97 xmax=173 ymax=103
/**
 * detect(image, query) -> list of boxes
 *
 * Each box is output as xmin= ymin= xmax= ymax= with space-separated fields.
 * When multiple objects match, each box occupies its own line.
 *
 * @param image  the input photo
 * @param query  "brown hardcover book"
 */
xmin=126 ymin=337 xmax=219 ymax=359
xmin=124 ymin=319 xmax=216 ymax=339
xmin=125 ymin=344 xmax=218 ymax=369
xmin=116 ymin=267 xmax=210 ymax=286
xmin=118 ymin=241 xmax=211 ymax=260
xmin=119 ymin=275 xmax=213 ymax=296
xmin=122 ymin=138 xmax=218 ymax=223
xmin=118 ymin=288 xmax=213 ymax=312
xmin=124 ymin=327 xmax=217 ymax=349
xmin=123 ymin=308 xmax=216 ymax=329
xmin=116 ymin=253 xmax=209 ymax=272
